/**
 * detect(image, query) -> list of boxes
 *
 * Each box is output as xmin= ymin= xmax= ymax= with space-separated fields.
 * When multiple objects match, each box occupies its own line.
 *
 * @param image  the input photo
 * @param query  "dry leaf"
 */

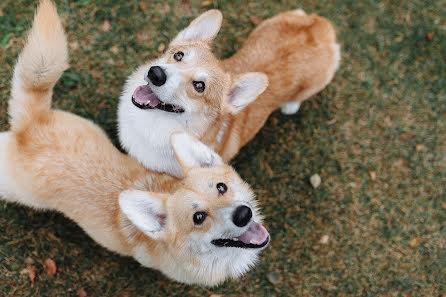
xmin=400 ymin=132 xmax=415 ymax=139
xmin=266 ymin=271 xmax=280 ymax=284
xmin=201 ymin=0 xmax=212 ymax=7
xmin=327 ymin=118 xmax=337 ymax=125
xmin=265 ymin=163 xmax=274 ymax=178
xmin=69 ymin=41 xmax=79 ymax=50
xmin=100 ymin=20 xmax=111 ymax=32
xmin=21 ymin=266 xmax=37 ymax=283
xmin=43 ymin=258 xmax=57 ymax=277
xmin=250 ymin=16 xmax=260 ymax=25
xmin=409 ymin=237 xmax=421 ymax=248
xmin=110 ymin=45 xmax=119 ymax=54
xmin=442 ymin=203 xmax=446 ymax=210
xmin=210 ymin=295 xmax=222 ymax=297
xmin=139 ymin=2 xmax=148 ymax=12
xmin=24 ymin=257 xmax=34 ymax=265
xmin=310 ymin=174 xmax=321 ymax=188
xmin=415 ymin=144 xmax=427 ymax=153
xmin=77 ymin=289 xmax=87 ymax=297
xmin=369 ymin=171 xmax=377 ymax=181
xmin=157 ymin=43 xmax=166 ymax=52
xmin=427 ymin=32 xmax=434 ymax=40
xmin=394 ymin=35 xmax=404 ymax=42
xmin=0 ymin=9 xmax=4 ymax=17
xmin=319 ymin=235 xmax=329 ymax=244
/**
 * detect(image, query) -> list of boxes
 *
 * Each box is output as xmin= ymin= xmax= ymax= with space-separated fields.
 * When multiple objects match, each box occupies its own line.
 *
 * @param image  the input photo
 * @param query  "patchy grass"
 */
xmin=0 ymin=0 xmax=445 ymax=296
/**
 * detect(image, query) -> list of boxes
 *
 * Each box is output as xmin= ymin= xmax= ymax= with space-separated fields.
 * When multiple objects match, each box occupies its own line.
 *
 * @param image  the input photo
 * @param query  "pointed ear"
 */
xmin=170 ymin=132 xmax=223 ymax=172
xmin=172 ymin=10 xmax=222 ymax=43
xmin=119 ymin=190 xmax=168 ymax=239
xmin=225 ymin=72 xmax=268 ymax=114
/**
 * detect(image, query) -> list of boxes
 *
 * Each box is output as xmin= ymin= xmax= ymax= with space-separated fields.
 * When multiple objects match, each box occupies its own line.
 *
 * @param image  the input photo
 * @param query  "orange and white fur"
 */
xmin=0 ymin=0 xmax=269 ymax=286
xmin=118 ymin=9 xmax=340 ymax=177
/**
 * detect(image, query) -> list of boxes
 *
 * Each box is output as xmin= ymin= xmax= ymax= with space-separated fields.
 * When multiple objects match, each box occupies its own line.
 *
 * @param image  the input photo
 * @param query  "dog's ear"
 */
xmin=225 ymin=72 xmax=269 ymax=114
xmin=170 ymin=132 xmax=223 ymax=173
xmin=119 ymin=190 xmax=168 ymax=239
xmin=172 ymin=10 xmax=222 ymax=43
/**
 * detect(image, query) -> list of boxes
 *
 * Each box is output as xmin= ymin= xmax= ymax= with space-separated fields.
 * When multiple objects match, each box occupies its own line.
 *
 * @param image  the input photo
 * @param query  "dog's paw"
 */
xmin=280 ymin=101 xmax=301 ymax=115
xmin=293 ymin=9 xmax=306 ymax=16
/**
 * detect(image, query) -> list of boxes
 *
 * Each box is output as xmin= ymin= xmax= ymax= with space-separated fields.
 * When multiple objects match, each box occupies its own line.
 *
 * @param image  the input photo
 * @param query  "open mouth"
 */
xmin=212 ymin=221 xmax=270 ymax=249
xmin=131 ymin=85 xmax=185 ymax=114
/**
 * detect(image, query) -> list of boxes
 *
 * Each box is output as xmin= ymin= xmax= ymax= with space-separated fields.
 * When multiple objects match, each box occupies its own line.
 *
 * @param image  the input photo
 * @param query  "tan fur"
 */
xmin=1 ymin=1 xmax=267 ymax=285
xmin=203 ymin=11 xmax=340 ymax=160
xmin=139 ymin=10 xmax=340 ymax=164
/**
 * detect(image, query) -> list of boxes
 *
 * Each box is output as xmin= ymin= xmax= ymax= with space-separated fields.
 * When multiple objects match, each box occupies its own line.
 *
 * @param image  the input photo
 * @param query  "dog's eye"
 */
xmin=193 ymin=212 xmax=207 ymax=225
xmin=173 ymin=51 xmax=184 ymax=62
xmin=216 ymin=183 xmax=228 ymax=195
xmin=193 ymin=81 xmax=205 ymax=93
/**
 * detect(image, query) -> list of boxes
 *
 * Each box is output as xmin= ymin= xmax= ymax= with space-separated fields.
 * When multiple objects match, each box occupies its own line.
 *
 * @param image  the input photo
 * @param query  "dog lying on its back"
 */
xmin=119 ymin=9 xmax=340 ymax=177
xmin=0 ymin=0 xmax=269 ymax=286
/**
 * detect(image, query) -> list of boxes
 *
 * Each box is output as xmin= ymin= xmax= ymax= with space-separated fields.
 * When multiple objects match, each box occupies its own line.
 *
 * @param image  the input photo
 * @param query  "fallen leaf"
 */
xmin=267 ymin=271 xmax=280 ymax=284
xmin=250 ymin=16 xmax=260 ymax=25
xmin=405 ymin=13 xmax=411 ymax=22
xmin=427 ymin=32 xmax=434 ymax=40
xmin=139 ymin=2 xmax=147 ymax=12
xmin=394 ymin=35 xmax=404 ymax=42
xmin=327 ymin=118 xmax=337 ymax=125
xmin=369 ymin=171 xmax=377 ymax=181
xmin=319 ymin=235 xmax=330 ymax=244
xmin=409 ymin=237 xmax=421 ymax=248
xmin=110 ymin=45 xmax=119 ymax=54
xmin=21 ymin=266 xmax=37 ymax=283
xmin=201 ymin=0 xmax=212 ymax=7
xmin=310 ymin=174 xmax=321 ymax=188
xmin=43 ymin=258 xmax=57 ymax=277
xmin=24 ymin=257 xmax=34 ymax=265
xmin=210 ymin=295 xmax=222 ymax=297
xmin=100 ymin=20 xmax=111 ymax=32
xmin=157 ymin=42 xmax=166 ymax=52
xmin=69 ymin=41 xmax=79 ymax=50
xmin=415 ymin=144 xmax=427 ymax=153
xmin=265 ymin=163 xmax=274 ymax=178
xmin=400 ymin=132 xmax=415 ymax=139
xmin=442 ymin=203 xmax=446 ymax=210
xmin=0 ymin=9 xmax=4 ymax=17
xmin=77 ymin=289 xmax=87 ymax=297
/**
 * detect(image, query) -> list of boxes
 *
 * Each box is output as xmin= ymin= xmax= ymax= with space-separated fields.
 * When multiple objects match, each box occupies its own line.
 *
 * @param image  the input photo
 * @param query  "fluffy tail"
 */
xmin=8 ymin=0 xmax=68 ymax=132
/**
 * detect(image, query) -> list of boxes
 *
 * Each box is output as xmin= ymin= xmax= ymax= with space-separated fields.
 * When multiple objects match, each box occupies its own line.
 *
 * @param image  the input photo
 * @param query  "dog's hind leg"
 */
xmin=0 ymin=131 xmax=49 ymax=209
xmin=0 ymin=132 xmax=13 ymax=202
xmin=280 ymin=101 xmax=301 ymax=115
xmin=280 ymin=43 xmax=341 ymax=115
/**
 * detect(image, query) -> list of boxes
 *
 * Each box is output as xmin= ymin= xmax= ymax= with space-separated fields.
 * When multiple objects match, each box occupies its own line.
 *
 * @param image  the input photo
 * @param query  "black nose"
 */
xmin=232 ymin=205 xmax=252 ymax=227
xmin=148 ymin=66 xmax=167 ymax=86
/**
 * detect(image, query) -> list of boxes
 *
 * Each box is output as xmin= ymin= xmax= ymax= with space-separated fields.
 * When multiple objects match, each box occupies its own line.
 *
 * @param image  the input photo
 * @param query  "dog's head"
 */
xmin=119 ymin=133 xmax=269 ymax=285
xmin=118 ymin=11 xmax=268 ymax=167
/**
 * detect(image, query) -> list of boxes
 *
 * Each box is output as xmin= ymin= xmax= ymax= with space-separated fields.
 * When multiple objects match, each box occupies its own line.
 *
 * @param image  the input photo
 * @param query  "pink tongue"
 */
xmin=237 ymin=221 xmax=269 ymax=245
xmin=133 ymin=85 xmax=160 ymax=107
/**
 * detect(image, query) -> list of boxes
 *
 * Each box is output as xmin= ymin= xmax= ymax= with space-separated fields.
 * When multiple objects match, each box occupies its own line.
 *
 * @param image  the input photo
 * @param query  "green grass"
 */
xmin=0 ymin=0 xmax=445 ymax=296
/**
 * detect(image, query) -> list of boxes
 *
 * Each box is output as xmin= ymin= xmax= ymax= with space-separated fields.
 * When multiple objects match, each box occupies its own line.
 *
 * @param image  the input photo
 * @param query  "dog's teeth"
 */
xmin=233 ymin=238 xmax=238 ymax=241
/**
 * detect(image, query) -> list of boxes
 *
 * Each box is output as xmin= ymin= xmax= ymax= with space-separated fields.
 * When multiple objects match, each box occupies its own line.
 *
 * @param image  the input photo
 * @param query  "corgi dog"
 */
xmin=118 ymin=9 xmax=340 ymax=177
xmin=0 ymin=0 xmax=269 ymax=286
